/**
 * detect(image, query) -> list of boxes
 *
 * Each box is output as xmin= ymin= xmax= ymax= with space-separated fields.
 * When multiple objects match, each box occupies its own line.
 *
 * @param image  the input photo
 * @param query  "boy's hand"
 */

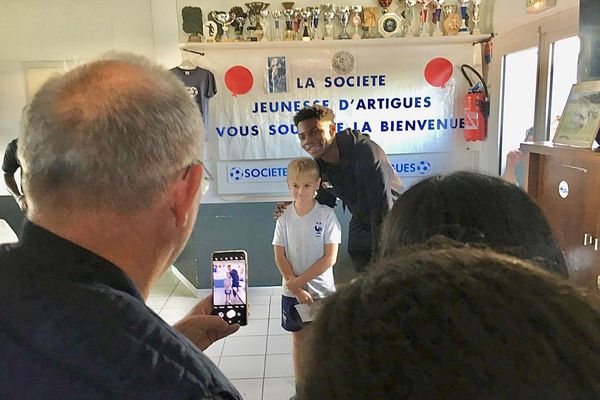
xmin=285 ymin=276 xmax=303 ymax=294
xmin=294 ymin=289 xmax=314 ymax=304
xmin=273 ymin=201 xmax=292 ymax=219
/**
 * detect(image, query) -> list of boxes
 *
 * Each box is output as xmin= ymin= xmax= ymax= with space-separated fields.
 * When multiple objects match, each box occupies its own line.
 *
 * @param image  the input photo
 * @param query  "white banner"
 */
xmin=216 ymin=152 xmax=451 ymax=195
xmin=209 ymin=43 xmax=474 ymax=160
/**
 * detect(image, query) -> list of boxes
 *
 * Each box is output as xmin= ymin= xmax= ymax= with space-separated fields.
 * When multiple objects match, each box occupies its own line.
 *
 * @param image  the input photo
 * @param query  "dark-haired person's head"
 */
xmin=300 ymin=246 xmax=600 ymax=399
xmin=379 ymin=171 xmax=568 ymax=277
xmin=293 ymin=105 xmax=337 ymax=159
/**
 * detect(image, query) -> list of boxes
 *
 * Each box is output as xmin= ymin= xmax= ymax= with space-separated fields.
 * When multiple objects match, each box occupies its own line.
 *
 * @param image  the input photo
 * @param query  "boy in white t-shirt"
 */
xmin=272 ymin=157 xmax=341 ymax=399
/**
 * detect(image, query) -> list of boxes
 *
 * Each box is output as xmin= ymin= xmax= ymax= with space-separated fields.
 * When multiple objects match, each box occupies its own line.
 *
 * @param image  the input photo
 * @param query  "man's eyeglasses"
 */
xmin=184 ymin=160 xmax=214 ymax=195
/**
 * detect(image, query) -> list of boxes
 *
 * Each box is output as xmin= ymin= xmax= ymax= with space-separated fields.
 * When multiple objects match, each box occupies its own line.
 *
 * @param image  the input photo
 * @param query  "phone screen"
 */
xmin=211 ymin=250 xmax=248 ymax=325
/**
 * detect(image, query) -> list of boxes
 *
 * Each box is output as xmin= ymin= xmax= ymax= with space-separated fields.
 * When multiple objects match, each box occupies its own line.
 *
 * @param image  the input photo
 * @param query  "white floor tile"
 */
xmin=266 ymin=335 xmax=292 ymax=355
xmin=269 ymin=303 xmax=281 ymax=319
xmin=222 ymin=335 xmax=267 ymax=357
xmin=269 ymin=295 xmax=280 ymax=307
xmin=145 ymin=296 xmax=168 ymax=312
xmin=202 ymin=337 xmax=225 ymax=357
xmin=219 ymin=355 xmax=265 ymax=379
xmin=267 ymin=318 xmax=290 ymax=336
xmin=249 ymin=295 xmax=271 ymax=305
xmin=149 ymin=285 xmax=176 ymax=297
xmin=172 ymin=283 xmax=196 ymax=297
xmin=264 ymin=354 xmax=294 ymax=378
xmin=229 ymin=379 xmax=263 ymax=400
xmin=158 ymin=308 xmax=188 ymax=325
xmin=248 ymin=304 xmax=269 ymax=320
xmin=262 ymin=377 xmax=296 ymax=400
xmin=161 ymin=296 xmax=200 ymax=310
xmin=248 ymin=287 xmax=274 ymax=296
xmin=231 ymin=319 xmax=269 ymax=337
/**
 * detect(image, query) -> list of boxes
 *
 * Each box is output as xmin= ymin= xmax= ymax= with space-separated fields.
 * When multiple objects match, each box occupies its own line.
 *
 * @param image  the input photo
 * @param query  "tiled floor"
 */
xmin=148 ymin=269 xmax=294 ymax=400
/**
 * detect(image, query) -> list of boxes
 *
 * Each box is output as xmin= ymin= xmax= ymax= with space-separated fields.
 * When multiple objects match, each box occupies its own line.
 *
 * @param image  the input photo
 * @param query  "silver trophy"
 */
xmin=336 ymin=6 xmax=351 ymax=40
xmin=260 ymin=9 xmax=270 ymax=40
xmin=471 ymin=0 xmax=482 ymax=34
xmin=418 ymin=0 xmax=433 ymax=37
xmin=432 ymin=0 xmax=445 ymax=36
xmin=230 ymin=6 xmax=247 ymax=41
xmin=282 ymin=2 xmax=295 ymax=40
xmin=245 ymin=2 xmax=270 ymax=41
xmin=321 ymin=4 xmax=336 ymax=40
xmin=210 ymin=11 xmax=236 ymax=42
xmin=272 ymin=10 xmax=283 ymax=40
xmin=300 ymin=8 xmax=313 ymax=41
xmin=351 ymin=6 xmax=363 ymax=40
xmin=458 ymin=0 xmax=470 ymax=35
xmin=310 ymin=6 xmax=321 ymax=39
xmin=403 ymin=0 xmax=418 ymax=38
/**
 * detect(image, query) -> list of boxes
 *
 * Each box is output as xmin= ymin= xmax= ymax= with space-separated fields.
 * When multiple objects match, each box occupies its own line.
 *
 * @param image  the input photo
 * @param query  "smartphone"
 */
xmin=211 ymin=250 xmax=248 ymax=326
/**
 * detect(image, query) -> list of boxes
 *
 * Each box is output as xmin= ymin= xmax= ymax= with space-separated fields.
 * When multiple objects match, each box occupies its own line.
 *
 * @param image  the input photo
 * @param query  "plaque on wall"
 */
xmin=552 ymin=80 xmax=600 ymax=149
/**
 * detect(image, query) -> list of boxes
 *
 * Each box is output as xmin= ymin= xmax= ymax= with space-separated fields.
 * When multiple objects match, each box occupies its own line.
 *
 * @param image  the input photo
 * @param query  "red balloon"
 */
xmin=424 ymin=58 xmax=453 ymax=88
xmin=224 ymin=65 xmax=254 ymax=96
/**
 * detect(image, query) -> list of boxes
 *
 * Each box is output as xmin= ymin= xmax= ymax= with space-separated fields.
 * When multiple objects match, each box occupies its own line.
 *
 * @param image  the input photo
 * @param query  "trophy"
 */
xmin=282 ymin=2 xmax=295 ymax=40
xmin=471 ymin=0 xmax=482 ymax=34
xmin=431 ymin=0 xmax=445 ymax=36
xmin=293 ymin=8 xmax=303 ymax=40
xmin=203 ymin=21 xmax=218 ymax=42
xmin=418 ymin=0 xmax=434 ymax=37
xmin=181 ymin=7 xmax=203 ymax=42
xmin=300 ymin=8 xmax=313 ymax=41
xmin=458 ymin=0 xmax=470 ymax=35
xmin=230 ymin=6 xmax=247 ymax=41
xmin=443 ymin=4 xmax=460 ymax=35
xmin=272 ymin=10 xmax=283 ymax=40
xmin=260 ymin=9 xmax=270 ymax=40
xmin=210 ymin=11 xmax=236 ymax=42
xmin=363 ymin=7 xmax=378 ymax=38
xmin=378 ymin=0 xmax=401 ymax=38
xmin=321 ymin=4 xmax=336 ymax=40
xmin=245 ymin=2 xmax=270 ymax=41
xmin=351 ymin=6 xmax=363 ymax=40
xmin=336 ymin=6 xmax=351 ymax=40
xmin=403 ymin=0 xmax=418 ymax=38
xmin=310 ymin=7 xmax=321 ymax=39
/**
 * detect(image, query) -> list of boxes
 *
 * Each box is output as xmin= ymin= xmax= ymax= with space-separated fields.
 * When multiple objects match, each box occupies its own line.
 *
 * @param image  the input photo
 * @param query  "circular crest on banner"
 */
xmin=331 ymin=51 xmax=355 ymax=75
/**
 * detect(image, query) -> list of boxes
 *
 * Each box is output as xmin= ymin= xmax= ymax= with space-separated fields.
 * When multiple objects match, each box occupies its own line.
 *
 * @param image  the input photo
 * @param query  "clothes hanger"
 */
xmin=179 ymin=48 xmax=204 ymax=70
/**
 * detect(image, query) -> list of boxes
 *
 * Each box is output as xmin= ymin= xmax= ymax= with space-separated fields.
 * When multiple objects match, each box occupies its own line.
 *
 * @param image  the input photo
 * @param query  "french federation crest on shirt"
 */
xmin=314 ymin=222 xmax=323 ymax=237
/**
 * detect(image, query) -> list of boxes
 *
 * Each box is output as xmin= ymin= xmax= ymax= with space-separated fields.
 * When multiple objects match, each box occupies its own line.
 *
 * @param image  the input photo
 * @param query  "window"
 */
xmin=546 ymin=36 xmax=580 ymax=139
xmin=499 ymin=47 xmax=538 ymax=175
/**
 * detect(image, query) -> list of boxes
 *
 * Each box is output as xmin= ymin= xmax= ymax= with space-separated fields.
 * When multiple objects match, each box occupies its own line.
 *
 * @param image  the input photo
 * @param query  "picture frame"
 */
xmin=552 ymin=80 xmax=600 ymax=148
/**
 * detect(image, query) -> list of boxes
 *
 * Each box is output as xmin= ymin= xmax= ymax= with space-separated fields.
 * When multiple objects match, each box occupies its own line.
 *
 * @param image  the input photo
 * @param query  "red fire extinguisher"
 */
xmin=461 ymin=64 xmax=489 ymax=141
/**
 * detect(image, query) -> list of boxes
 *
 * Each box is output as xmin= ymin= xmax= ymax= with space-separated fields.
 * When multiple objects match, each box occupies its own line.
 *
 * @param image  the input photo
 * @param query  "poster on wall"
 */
xmin=209 ymin=44 xmax=473 ymax=161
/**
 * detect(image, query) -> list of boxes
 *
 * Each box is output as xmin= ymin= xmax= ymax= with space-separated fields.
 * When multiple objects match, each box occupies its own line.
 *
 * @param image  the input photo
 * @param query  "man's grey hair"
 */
xmin=19 ymin=52 xmax=204 ymax=212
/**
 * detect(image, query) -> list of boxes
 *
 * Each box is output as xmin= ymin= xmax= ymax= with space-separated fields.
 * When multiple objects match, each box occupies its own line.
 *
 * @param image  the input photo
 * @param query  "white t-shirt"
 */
xmin=272 ymin=202 xmax=342 ymax=298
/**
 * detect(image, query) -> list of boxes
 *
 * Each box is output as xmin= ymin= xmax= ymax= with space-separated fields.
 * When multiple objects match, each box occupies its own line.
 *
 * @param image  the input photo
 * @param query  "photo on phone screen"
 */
xmin=211 ymin=250 xmax=248 ymax=325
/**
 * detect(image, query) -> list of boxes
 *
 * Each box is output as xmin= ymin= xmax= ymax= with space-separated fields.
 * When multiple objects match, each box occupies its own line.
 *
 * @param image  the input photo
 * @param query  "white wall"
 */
xmin=493 ymin=0 xmax=579 ymax=34
xmin=0 ymin=0 xmax=178 ymax=194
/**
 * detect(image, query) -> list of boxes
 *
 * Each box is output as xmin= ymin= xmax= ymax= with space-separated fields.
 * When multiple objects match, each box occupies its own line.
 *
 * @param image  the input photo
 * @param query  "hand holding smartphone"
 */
xmin=211 ymin=250 xmax=248 ymax=326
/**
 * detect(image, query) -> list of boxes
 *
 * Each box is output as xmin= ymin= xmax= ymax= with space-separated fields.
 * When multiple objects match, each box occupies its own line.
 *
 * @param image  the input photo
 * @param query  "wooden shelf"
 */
xmin=180 ymin=33 xmax=492 ymax=52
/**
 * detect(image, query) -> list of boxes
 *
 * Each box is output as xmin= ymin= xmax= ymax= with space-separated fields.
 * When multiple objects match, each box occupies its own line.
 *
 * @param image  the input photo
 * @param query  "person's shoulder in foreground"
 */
xmin=0 ymin=52 xmax=241 ymax=399
xmin=300 ymin=244 xmax=600 ymax=400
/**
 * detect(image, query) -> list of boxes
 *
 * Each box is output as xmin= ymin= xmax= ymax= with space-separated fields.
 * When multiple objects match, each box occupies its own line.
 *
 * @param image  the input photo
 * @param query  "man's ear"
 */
xmin=172 ymin=164 xmax=203 ymax=227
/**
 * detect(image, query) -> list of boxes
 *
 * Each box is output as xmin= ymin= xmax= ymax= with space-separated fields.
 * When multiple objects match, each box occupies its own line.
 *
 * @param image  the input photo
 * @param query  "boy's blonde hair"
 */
xmin=287 ymin=157 xmax=320 ymax=182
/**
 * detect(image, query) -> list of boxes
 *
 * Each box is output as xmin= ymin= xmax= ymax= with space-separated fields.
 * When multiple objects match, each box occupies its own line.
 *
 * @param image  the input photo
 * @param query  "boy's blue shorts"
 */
xmin=281 ymin=295 xmax=304 ymax=332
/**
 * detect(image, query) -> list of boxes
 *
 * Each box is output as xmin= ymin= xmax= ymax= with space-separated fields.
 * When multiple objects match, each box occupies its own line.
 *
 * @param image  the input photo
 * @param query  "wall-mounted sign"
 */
xmin=558 ymin=180 xmax=569 ymax=199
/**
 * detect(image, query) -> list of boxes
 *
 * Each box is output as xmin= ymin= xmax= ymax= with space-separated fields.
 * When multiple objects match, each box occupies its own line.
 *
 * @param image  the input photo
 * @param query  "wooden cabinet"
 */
xmin=521 ymin=142 xmax=600 ymax=295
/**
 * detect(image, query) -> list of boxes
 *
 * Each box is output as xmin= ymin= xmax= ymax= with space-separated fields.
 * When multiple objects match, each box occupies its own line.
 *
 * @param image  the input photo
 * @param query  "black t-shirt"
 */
xmin=2 ymin=139 xmax=20 ymax=175
xmin=170 ymin=67 xmax=217 ymax=134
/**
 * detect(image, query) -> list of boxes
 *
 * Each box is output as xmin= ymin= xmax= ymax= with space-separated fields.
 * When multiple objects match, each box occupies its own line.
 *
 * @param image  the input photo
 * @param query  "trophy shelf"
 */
xmin=179 ymin=33 xmax=492 ymax=51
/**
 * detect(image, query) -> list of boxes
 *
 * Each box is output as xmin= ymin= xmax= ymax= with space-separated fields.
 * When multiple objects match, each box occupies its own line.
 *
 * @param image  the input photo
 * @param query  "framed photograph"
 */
xmin=267 ymin=56 xmax=288 ymax=94
xmin=552 ymin=80 xmax=600 ymax=148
